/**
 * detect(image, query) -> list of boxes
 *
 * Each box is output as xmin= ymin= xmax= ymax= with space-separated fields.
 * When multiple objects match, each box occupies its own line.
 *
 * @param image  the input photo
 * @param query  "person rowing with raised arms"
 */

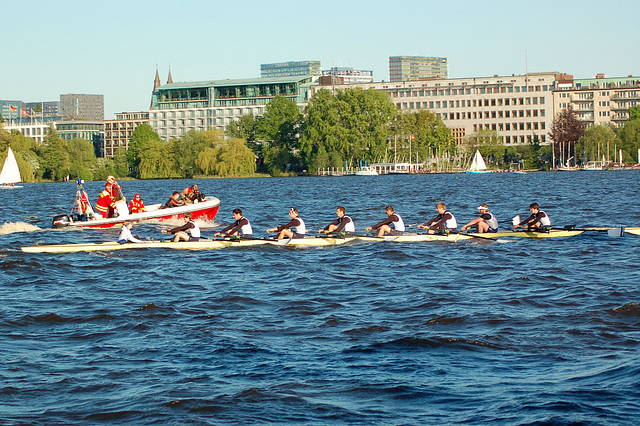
xmin=513 ymin=202 xmax=551 ymax=230
xmin=214 ymin=208 xmax=253 ymax=238
xmin=366 ymin=205 xmax=404 ymax=237
xmin=319 ymin=206 xmax=355 ymax=235
xmin=161 ymin=212 xmax=200 ymax=242
xmin=461 ymin=203 xmax=499 ymax=233
xmin=266 ymin=208 xmax=306 ymax=240
xmin=419 ymin=202 xmax=457 ymax=234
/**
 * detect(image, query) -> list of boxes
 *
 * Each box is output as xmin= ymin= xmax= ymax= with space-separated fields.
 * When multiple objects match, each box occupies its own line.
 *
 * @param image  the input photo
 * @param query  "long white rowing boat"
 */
xmin=625 ymin=227 xmax=640 ymax=236
xmin=21 ymin=229 xmax=588 ymax=254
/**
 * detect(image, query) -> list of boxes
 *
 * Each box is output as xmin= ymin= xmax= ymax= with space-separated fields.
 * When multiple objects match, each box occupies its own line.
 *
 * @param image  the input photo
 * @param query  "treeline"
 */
xmin=2 ymin=92 xmax=640 ymax=182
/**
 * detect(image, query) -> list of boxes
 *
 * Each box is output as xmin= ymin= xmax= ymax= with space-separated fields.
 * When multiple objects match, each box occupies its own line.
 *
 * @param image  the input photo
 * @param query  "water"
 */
xmin=1 ymin=172 xmax=640 ymax=424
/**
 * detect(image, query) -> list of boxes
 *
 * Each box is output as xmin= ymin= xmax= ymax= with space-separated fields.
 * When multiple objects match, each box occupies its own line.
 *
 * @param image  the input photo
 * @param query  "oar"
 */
xmin=450 ymin=230 xmax=496 ymax=241
xmin=557 ymin=225 xmax=625 ymax=237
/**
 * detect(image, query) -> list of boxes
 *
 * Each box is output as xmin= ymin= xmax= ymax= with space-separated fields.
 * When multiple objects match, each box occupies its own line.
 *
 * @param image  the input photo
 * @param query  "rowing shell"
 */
xmin=625 ymin=227 xmax=640 ymax=236
xmin=20 ymin=236 xmax=360 ymax=253
xmin=465 ymin=229 xmax=585 ymax=239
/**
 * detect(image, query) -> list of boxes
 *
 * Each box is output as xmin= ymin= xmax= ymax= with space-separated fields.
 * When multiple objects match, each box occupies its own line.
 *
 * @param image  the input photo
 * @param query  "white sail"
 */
xmin=0 ymin=147 xmax=22 ymax=184
xmin=469 ymin=149 xmax=487 ymax=172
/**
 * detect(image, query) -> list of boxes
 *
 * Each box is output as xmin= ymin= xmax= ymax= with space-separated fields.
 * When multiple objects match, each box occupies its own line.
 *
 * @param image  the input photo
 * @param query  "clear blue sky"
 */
xmin=2 ymin=0 xmax=639 ymax=118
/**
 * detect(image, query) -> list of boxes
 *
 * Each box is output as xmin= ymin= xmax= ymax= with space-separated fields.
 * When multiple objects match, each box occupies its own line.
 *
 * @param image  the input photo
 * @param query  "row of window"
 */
xmin=390 ymin=85 xmax=549 ymax=98
xmin=396 ymin=97 xmax=547 ymax=109
xmin=472 ymin=122 xmax=547 ymax=132
xmin=398 ymin=103 xmax=547 ymax=118
xmin=151 ymin=107 xmax=265 ymax=120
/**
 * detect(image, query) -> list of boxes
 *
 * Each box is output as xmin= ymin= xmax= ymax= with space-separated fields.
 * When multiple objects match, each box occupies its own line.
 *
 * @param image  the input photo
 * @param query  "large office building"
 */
xmin=311 ymin=72 xmax=557 ymax=146
xmin=60 ymin=94 xmax=104 ymax=121
xmin=553 ymin=73 xmax=640 ymax=127
xmin=260 ymin=60 xmax=321 ymax=78
xmin=389 ymin=56 xmax=448 ymax=81
xmin=321 ymin=66 xmax=374 ymax=84
xmin=150 ymin=75 xmax=315 ymax=141
xmin=56 ymin=121 xmax=104 ymax=155
xmin=103 ymin=111 xmax=150 ymax=157
xmin=24 ymin=101 xmax=60 ymax=118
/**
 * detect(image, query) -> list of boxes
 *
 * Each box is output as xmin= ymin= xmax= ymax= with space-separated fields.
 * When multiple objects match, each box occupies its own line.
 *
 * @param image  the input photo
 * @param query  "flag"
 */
xmin=410 ymin=135 xmax=416 ymax=140
xmin=9 ymin=105 xmax=17 ymax=111
xmin=21 ymin=109 xmax=29 ymax=116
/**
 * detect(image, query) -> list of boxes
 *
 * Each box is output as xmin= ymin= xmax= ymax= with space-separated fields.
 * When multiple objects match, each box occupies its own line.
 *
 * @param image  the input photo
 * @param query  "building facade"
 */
xmin=389 ymin=56 xmax=448 ymax=81
xmin=60 ymin=94 xmax=104 ymax=121
xmin=321 ymin=66 xmax=374 ymax=84
xmin=103 ymin=112 xmax=150 ymax=157
xmin=260 ymin=61 xmax=321 ymax=78
xmin=150 ymin=75 xmax=315 ymax=141
xmin=56 ymin=121 xmax=104 ymax=156
xmin=310 ymin=72 xmax=558 ymax=146
xmin=24 ymin=101 xmax=60 ymax=118
xmin=553 ymin=73 xmax=640 ymax=127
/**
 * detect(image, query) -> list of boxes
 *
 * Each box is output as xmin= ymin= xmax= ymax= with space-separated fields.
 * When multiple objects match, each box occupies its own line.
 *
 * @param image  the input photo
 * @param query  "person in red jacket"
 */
xmin=95 ymin=190 xmax=117 ymax=218
xmin=105 ymin=175 xmax=121 ymax=199
xmin=128 ymin=193 xmax=145 ymax=214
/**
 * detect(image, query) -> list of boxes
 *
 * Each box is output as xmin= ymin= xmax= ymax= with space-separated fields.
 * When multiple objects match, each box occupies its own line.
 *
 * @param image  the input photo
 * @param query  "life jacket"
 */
xmin=129 ymin=198 xmax=145 ymax=214
xmin=95 ymin=191 xmax=115 ymax=217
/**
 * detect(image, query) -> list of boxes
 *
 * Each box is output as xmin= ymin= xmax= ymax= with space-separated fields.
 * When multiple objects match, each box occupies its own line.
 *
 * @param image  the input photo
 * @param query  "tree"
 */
xmin=256 ymin=95 xmax=302 ymax=175
xmin=462 ymin=129 xmax=504 ymax=167
xmin=577 ymin=124 xmax=617 ymax=163
xmin=550 ymin=107 xmax=584 ymax=166
xmin=67 ymin=138 xmax=97 ymax=180
xmin=40 ymin=126 xmax=70 ymax=181
xmin=128 ymin=124 xmax=162 ymax=177
xmin=628 ymin=105 xmax=640 ymax=122
xmin=212 ymin=138 xmax=257 ymax=177
xmin=392 ymin=110 xmax=455 ymax=163
xmin=138 ymin=138 xmax=173 ymax=179
xmin=617 ymin=119 xmax=640 ymax=163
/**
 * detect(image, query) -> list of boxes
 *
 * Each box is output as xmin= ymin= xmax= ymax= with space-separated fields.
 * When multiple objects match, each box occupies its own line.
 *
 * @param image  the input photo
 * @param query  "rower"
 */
xmin=266 ymin=208 xmax=306 ymax=240
xmin=118 ymin=221 xmax=143 ymax=244
xmin=215 ymin=208 xmax=253 ymax=238
xmin=161 ymin=212 xmax=200 ymax=242
xmin=366 ymin=205 xmax=404 ymax=237
xmin=461 ymin=204 xmax=499 ymax=233
xmin=514 ymin=202 xmax=551 ymax=230
xmin=319 ymin=206 xmax=355 ymax=235
xmin=419 ymin=202 xmax=457 ymax=234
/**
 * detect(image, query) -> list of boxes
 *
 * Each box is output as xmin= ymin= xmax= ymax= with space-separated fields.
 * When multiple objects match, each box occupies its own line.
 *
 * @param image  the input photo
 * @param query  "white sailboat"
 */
xmin=465 ymin=149 xmax=492 ymax=174
xmin=0 ymin=147 xmax=23 ymax=189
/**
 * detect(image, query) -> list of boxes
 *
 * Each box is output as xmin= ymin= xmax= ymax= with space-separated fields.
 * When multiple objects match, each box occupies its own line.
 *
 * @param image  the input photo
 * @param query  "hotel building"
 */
xmin=149 ymin=75 xmax=315 ymax=141
xmin=554 ymin=73 xmax=640 ymax=127
xmin=310 ymin=72 xmax=558 ymax=145
xmin=103 ymin=112 xmax=150 ymax=157
xmin=389 ymin=56 xmax=448 ymax=81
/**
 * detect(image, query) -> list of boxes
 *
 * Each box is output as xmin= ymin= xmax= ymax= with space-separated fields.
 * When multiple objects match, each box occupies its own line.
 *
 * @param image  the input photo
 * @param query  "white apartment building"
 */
xmin=310 ymin=72 xmax=558 ymax=145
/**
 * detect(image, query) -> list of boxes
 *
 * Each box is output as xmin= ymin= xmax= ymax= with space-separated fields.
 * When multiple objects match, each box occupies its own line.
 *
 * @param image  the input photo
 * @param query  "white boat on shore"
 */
xmin=0 ymin=147 xmax=23 ymax=189
xmin=355 ymin=166 xmax=378 ymax=176
xmin=580 ymin=161 xmax=607 ymax=171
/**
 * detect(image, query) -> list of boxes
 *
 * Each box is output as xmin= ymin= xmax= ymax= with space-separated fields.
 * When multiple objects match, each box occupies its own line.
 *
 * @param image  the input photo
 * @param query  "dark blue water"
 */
xmin=2 ymin=172 xmax=640 ymax=424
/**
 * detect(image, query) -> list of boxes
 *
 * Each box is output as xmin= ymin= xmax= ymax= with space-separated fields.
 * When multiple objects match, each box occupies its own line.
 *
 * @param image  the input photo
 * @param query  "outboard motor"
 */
xmin=52 ymin=214 xmax=73 ymax=228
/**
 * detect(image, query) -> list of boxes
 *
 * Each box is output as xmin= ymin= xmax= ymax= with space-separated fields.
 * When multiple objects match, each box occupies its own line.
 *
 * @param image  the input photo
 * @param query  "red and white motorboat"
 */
xmin=52 ymin=196 xmax=220 ymax=229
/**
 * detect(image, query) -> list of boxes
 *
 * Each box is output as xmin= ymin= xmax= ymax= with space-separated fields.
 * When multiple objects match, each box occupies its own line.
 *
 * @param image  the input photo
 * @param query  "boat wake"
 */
xmin=0 ymin=221 xmax=43 ymax=235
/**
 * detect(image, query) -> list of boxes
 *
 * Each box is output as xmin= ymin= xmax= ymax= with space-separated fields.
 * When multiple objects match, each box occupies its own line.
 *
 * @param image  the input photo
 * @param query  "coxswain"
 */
xmin=214 ymin=208 xmax=253 ymax=238
xmin=180 ymin=184 xmax=201 ymax=204
xmin=161 ymin=212 xmax=200 ymax=242
xmin=266 ymin=208 xmax=306 ymax=240
xmin=118 ymin=221 xmax=143 ymax=244
xmin=514 ymin=202 xmax=551 ymax=230
xmin=419 ymin=202 xmax=457 ymax=234
xmin=366 ymin=205 xmax=404 ymax=237
xmin=319 ymin=206 xmax=355 ymax=235
xmin=461 ymin=204 xmax=499 ymax=233
xmin=128 ymin=193 xmax=146 ymax=214
xmin=95 ymin=188 xmax=117 ymax=218
xmin=160 ymin=192 xmax=185 ymax=209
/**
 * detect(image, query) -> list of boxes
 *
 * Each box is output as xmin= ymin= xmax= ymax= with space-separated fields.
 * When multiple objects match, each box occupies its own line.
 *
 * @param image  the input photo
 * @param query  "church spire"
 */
xmin=153 ymin=65 xmax=161 ymax=92
xmin=167 ymin=66 xmax=173 ymax=84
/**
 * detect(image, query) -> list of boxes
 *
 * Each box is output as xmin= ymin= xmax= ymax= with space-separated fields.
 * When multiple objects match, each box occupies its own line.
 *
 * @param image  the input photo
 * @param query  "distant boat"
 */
xmin=465 ymin=149 xmax=492 ymax=174
xmin=0 ymin=147 xmax=23 ymax=189
xmin=580 ymin=161 xmax=607 ymax=171
xmin=355 ymin=166 xmax=378 ymax=176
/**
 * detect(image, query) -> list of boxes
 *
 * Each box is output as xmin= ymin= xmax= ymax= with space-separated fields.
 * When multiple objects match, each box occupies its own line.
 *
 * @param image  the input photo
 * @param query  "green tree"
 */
xmin=392 ymin=110 xmax=455 ymax=163
xmin=628 ymin=105 xmax=640 ymax=122
xmin=577 ymin=124 xmax=617 ymax=163
xmin=212 ymin=138 xmax=257 ymax=177
xmin=617 ymin=119 xmax=640 ymax=163
xmin=112 ymin=146 xmax=130 ymax=178
xmin=256 ymin=95 xmax=302 ymax=175
xmin=138 ymin=138 xmax=173 ymax=179
xmin=128 ymin=124 xmax=162 ymax=177
xmin=67 ymin=138 xmax=97 ymax=180
xmin=40 ymin=126 xmax=70 ymax=181
xmin=462 ymin=129 xmax=504 ymax=167
xmin=171 ymin=130 xmax=213 ymax=178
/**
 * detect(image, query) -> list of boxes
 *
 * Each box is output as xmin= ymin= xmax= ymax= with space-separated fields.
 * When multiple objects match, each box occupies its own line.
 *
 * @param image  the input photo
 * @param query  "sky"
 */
xmin=2 ymin=0 xmax=640 ymax=118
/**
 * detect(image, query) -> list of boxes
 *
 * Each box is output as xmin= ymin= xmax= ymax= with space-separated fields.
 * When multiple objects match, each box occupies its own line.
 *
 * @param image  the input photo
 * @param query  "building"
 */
xmin=103 ymin=111 xmax=150 ymax=157
xmin=321 ymin=66 xmax=374 ymax=84
xmin=60 ymin=94 xmax=104 ymax=121
xmin=260 ymin=60 xmax=321 ymax=78
xmin=150 ymin=75 xmax=315 ymax=141
xmin=0 ymin=100 xmax=26 ymax=122
xmin=309 ymin=72 xmax=558 ymax=146
xmin=56 ymin=121 xmax=104 ymax=156
xmin=24 ymin=101 xmax=60 ymax=118
xmin=1 ymin=121 xmax=51 ymax=143
xmin=389 ymin=56 xmax=448 ymax=81
xmin=553 ymin=73 xmax=640 ymax=127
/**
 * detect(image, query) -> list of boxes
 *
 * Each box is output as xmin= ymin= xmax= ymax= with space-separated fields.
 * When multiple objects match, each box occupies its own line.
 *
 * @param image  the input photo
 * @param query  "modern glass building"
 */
xmin=56 ymin=121 xmax=104 ymax=156
xmin=389 ymin=56 xmax=448 ymax=81
xmin=260 ymin=61 xmax=321 ymax=78
xmin=150 ymin=75 xmax=315 ymax=141
xmin=103 ymin=112 xmax=150 ymax=157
